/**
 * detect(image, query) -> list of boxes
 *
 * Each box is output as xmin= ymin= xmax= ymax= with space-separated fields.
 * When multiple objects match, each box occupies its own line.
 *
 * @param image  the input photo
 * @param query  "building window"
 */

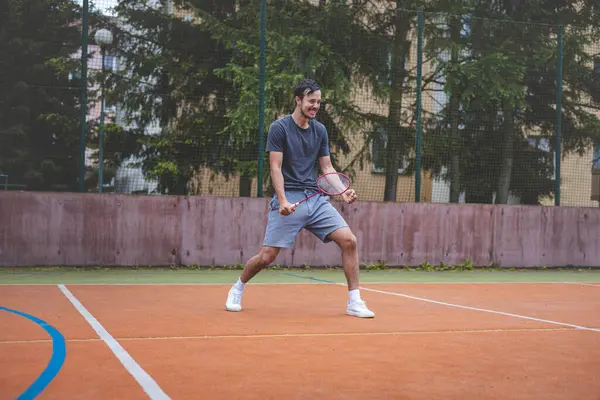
xmin=526 ymin=137 xmax=554 ymax=180
xmin=377 ymin=45 xmax=410 ymax=88
xmin=593 ymin=57 xmax=600 ymax=105
xmin=593 ymin=142 xmax=600 ymax=170
xmin=527 ymin=137 xmax=551 ymax=153
xmin=371 ymin=124 xmax=407 ymax=174
xmin=103 ymin=55 xmax=116 ymax=71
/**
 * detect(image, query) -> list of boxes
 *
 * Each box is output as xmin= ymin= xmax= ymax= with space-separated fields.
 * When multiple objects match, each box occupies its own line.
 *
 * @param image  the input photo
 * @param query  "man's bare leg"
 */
xmin=327 ymin=227 xmax=359 ymax=290
xmin=328 ymin=227 xmax=374 ymax=318
xmin=240 ymin=246 xmax=280 ymax=283
xmin=225 ymin=246 xmax=280 ymax=312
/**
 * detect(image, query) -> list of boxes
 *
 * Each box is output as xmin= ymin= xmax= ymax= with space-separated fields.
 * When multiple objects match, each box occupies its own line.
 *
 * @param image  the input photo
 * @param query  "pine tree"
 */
xmin=422 ymin=0 xmax=600 ymax=204
xmin=0 ymin=0 xmax=84 ymax=191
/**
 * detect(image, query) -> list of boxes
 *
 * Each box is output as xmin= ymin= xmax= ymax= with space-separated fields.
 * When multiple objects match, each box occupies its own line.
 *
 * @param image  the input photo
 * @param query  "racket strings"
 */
xmin=317 ymin=173 xmax=351 ymax=195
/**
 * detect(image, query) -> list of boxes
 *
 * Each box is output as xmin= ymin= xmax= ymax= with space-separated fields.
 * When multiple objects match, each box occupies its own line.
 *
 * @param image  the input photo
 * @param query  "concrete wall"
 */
xmin=2 ymin=191 xmax=600 ymax=268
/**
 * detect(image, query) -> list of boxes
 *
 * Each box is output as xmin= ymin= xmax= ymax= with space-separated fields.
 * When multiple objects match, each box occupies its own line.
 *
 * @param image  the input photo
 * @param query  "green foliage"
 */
xmin=0 ymin=0 xmax=84 ymax=191
xmin=99 ymin=0 xmax=239 ymax=194
xmin=361 ymin=259 xmax=475 ymax=271
xmin=362 ymin=260 xmax=389 ymax=271
xmin=101 ymin=0 xmax=387 ymax=195
xmin=394 ymin=259 xmax=475 ymax=271
xmin=200 ymin=0 xmax=390 ymax=189
xmin=222 ymin=263 xmax=245 ymax=270
xmin=16 ymin=0 xmax=592 ymax=203
xmin=420 ymin=1 xmax=600 ymax=204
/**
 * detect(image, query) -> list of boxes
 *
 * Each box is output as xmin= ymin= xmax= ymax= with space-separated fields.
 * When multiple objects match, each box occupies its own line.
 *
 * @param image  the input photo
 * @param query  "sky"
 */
xmin=75 ymin=0 xmax=118 ymax=16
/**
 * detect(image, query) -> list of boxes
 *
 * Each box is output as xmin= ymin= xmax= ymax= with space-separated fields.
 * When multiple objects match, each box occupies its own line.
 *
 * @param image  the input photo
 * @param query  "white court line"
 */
xmin=4 ymin=281 xmax=600 ymax=286
xmin=562 ymin=282 xmax=600 ymax=288
xmin=58 ymin=284 xmax=171 ymax=400
xmin=352 ymin=284 xmax=600 ymax=333
xmin=0 ymin=282 xmax=328 ymax=286
xmin=365 ymin=281 xmax=560 ymax=284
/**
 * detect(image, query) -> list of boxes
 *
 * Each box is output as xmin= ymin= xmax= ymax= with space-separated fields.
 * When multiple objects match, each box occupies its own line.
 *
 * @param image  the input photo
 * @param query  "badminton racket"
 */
xmin=291 ymin=172 xmax=352 ymax=210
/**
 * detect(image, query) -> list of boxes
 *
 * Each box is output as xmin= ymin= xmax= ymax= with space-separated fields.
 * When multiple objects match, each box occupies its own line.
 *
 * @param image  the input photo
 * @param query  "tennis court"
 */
xmin=1 ymin=268 xmax=599 ymax=400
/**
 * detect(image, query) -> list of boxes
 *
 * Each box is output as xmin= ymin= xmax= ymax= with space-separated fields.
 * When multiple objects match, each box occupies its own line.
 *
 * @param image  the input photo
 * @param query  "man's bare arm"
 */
xmin=318 ymin=155 xmax=357 ymax=204
xmin=270 ymin=151 xmax=286 ymax=203
xmin=319 ymin=155 xmax=336 ymax=174
xmin=270 ymin=151 xmax=296 ymax=214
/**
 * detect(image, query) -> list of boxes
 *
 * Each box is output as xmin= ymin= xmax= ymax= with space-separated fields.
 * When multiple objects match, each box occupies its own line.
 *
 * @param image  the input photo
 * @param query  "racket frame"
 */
xmin=291 ymin=172 xmax=352 ymax=208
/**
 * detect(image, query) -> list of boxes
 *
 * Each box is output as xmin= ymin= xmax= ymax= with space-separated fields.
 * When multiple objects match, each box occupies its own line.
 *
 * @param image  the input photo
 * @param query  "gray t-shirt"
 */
xmin=265 ymin=114 xmax=330 ymax=191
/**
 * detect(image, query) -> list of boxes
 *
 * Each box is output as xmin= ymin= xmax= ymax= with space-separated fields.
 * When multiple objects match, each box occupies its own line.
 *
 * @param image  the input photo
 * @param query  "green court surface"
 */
xmin=1 ymin=267 xmax=599 ymax=285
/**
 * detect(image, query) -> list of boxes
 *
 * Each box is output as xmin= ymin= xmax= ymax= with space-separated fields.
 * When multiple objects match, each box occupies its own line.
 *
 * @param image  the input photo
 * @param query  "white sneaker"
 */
xmin=347 ymin=299 xmax=375 ymax=318
xmin=225 ymin=287 xmax=243 ymax=312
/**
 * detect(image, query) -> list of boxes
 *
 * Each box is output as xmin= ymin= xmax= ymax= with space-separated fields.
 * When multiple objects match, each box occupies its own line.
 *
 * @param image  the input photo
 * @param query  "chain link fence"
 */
xmin=2 ymin=0 xmax=599 ymax=207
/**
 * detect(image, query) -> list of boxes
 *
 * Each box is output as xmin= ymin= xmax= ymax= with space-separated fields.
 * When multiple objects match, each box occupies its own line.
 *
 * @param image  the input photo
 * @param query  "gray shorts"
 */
xmin=263 ymin=189 xmax=349 ymax=248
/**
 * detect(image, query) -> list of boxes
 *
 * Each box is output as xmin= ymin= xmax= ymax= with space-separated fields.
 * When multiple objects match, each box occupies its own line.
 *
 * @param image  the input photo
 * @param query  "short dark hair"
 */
xmin=293 ymin=79 xmax=320 ymax=100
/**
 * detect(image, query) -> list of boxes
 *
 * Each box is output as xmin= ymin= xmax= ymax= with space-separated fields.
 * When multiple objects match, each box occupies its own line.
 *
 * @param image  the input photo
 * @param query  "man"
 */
xmin=224 ymin=79 xmax=375 ymax=318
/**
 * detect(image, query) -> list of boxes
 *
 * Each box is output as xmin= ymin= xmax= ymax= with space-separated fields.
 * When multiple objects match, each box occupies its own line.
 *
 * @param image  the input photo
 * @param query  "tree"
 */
xmin=0 ymin=0 xmax=84 ymax=191
xmin=203 ymin=0 xmax=388 ymax=195
xmin=350 ymin=0 xmax=424 ymax=202
xmin=422 ymin=0 xmax=600 ymax=205
xmin=101 ymin=0 xmax=237 ymax=195
xmin=105 ymin=0 xmax=390 ymax=196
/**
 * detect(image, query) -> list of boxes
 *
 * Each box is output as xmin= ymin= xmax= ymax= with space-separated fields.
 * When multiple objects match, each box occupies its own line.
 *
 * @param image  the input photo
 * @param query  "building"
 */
xmin=88 ymin=1 xmax=600 ymax=206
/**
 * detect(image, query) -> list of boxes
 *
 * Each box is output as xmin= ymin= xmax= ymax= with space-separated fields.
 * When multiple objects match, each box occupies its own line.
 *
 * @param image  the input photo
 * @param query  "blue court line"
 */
xmin=0 ymin=306 xmax=66 ymax=399
xmin=280 ymin=272 xmax=337 ymax=284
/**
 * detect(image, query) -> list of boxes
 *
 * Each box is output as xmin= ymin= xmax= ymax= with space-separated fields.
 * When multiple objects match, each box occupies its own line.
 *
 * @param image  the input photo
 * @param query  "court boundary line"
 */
xmin=108 ymin=327 xmax=580 ymax=340
xmin=57 ymin=284 xmax=171 ymax=400
xmin=0 ymin=326 xmax=579 ymax=345
xmin=563 ymin=282 xmax=600 ymax=288
xmin=359 ymin=285 xmax=600 ymax=332
xmin=0 ymin=306 xmax=66 ymax=399
xmin=3 ymin=281 xmax=600 ymax=286
xmin=281 ymin=272 xmax=600 ymax=333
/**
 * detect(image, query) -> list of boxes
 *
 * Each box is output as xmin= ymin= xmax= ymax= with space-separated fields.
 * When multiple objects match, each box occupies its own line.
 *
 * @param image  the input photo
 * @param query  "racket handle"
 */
xmin=290 ymin=191 xmax=320 ymax=209
xmin=289 ymin=199 xmax=309 ymax=212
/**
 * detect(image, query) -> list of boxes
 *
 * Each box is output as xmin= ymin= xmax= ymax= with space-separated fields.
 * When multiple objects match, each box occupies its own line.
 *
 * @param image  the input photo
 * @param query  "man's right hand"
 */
xmin=279 ymin=200 xmax=296 ymax=216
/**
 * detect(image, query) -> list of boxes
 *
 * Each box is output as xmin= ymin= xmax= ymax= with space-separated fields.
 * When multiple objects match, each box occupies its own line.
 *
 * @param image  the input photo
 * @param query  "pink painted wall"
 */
xmin=1 ymin=192 xmax=181 ymax=267
xmin=2 ymin=191 xmax=599 ymax=267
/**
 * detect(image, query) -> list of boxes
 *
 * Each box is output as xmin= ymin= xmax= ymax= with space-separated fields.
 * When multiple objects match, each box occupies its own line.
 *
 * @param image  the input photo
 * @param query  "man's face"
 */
xmin=297 ymin=90 xmax=321 ymax=119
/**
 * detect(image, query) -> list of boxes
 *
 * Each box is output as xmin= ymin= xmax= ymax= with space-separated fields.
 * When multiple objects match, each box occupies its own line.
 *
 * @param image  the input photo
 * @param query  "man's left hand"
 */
xmin=342 ymin=189 xmax=357 ymax=204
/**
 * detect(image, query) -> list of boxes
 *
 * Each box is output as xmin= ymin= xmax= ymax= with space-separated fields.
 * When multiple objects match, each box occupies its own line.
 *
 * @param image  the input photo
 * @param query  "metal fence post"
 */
xmin=554 ymin=24 xmax=564 ymax=206
xmin=415 ymin=8 xmax=424 ymax=202
xmin=257 ymin=0 xmax=267 ymax=197
xmin=78 ymin=0 xmax=89 ymax=192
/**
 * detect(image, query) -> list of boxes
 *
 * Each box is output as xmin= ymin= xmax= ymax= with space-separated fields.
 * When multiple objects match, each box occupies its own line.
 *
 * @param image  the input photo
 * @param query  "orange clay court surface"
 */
xmin=1 ymin=268 xmax=599 ymax=400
